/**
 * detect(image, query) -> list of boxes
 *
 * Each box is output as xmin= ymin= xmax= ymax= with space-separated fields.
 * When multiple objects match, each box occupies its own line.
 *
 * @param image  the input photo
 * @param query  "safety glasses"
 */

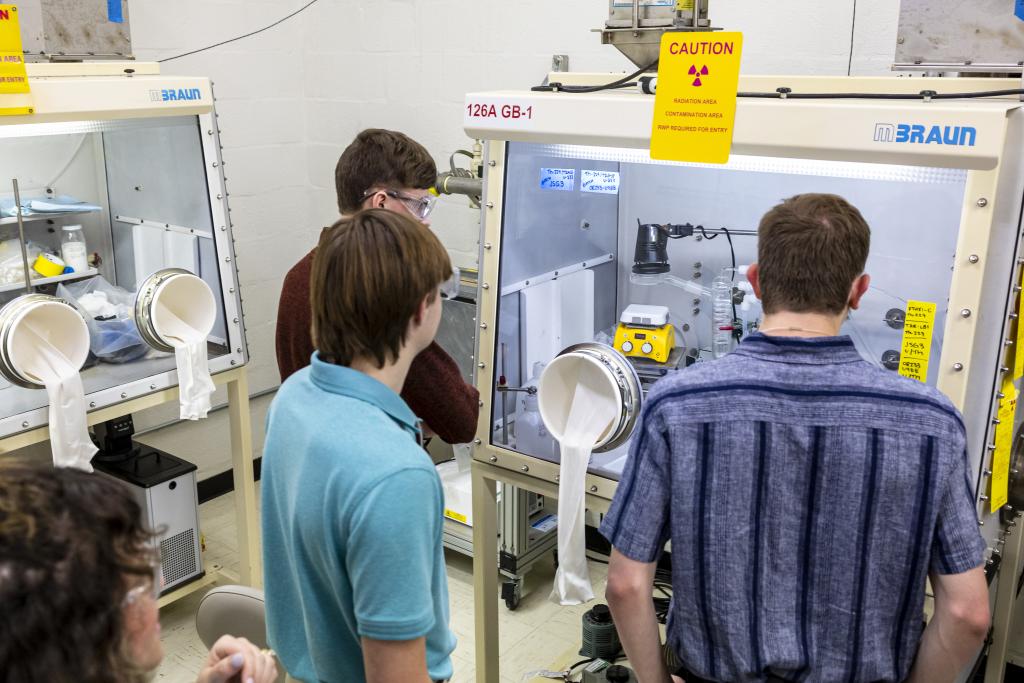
xmin=440 ymin=266 xmax=461 ymax=301
xmin=122 ymin=562 xmax=163 ymax=606
xmin=362 ymin=188 xmax=438 ymax=221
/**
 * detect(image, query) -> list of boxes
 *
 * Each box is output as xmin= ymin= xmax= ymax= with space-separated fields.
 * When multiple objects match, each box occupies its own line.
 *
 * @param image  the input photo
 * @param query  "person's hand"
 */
xmin=195 ymin=635 xmax=278 ymax=683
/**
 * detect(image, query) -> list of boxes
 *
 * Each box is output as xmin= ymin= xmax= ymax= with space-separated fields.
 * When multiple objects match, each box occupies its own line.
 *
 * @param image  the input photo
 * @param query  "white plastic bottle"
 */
xmin=61 ymin=225 xmax=89 ymax=273
xmin=516 ymin=383 xmax=557 ymax=460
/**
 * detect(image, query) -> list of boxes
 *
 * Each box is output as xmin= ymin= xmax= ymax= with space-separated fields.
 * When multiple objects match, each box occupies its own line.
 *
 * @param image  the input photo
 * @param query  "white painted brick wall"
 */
xmin=130 ymin=0 xmax=899 ymax=395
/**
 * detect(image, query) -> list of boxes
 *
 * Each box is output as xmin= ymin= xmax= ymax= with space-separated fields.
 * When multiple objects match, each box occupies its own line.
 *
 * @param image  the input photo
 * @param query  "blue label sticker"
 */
xmin=581 ymin=170 xmax=621 ymax=195
xmin=1017 ymin=0 xmax=1024 ymax=21
xmin=108 ymin=0 xmax=124 ymax=23
xmin=540 ymin=168 xmax=575 ymax=191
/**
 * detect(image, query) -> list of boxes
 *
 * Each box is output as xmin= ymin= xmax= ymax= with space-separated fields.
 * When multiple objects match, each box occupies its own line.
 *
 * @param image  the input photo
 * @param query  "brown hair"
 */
xmin=0 ymin=460 xmax=158 ymax=683
xmin=756 ymin=194 xmax=871 ymax=315
xmin=311 ymin=209 xmax=452 ymax=368
xmin=335 ymin=129 xmax=437 ymax=214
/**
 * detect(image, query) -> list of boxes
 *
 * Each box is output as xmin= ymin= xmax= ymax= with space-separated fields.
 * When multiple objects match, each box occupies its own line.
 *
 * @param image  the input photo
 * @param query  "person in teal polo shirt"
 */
xmin=261 ymin=208 xmax=458 ymax=683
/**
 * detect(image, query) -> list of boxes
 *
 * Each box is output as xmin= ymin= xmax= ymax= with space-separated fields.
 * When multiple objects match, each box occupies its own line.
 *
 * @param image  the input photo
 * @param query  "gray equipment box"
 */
xmin=95 ymin=448 xmax=203 ymax=594
xmin=17 ymin=0 xmax=132 ymax=61
xmin=894 ymin=0 xmax=1024 ymax=72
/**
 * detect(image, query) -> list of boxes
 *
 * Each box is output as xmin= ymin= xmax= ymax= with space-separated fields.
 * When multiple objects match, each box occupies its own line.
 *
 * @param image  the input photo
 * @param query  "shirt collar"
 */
xmin=733 ymin=332 xmax=863 ymax=365
xmin=309 ymin=352 xmax=422 ymax=437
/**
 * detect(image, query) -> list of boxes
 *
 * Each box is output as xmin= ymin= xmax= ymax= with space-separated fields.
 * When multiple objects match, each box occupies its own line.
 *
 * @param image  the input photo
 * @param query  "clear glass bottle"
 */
xmin=712 ymin=268 xmax=736 ymax=358
xmin=60 ymin=225 xmax=88 ymax=273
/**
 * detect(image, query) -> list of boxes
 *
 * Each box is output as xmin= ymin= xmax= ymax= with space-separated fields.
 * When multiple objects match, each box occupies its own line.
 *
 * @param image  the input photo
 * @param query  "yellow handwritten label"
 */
xmin=991 ymin=378 xmax=1018 ymax=513
xmin=676 ymin=0 xmax=695 ymax=9
xmin=1015 ymin=269 xmax=1024 ymax=381
xmin=897 ymin=300 xmax=936 ymax=382
xmin=650 ymin=31 xmax=743 ymax=164
xmin=444 ymin=508 xmax=468 ymax=524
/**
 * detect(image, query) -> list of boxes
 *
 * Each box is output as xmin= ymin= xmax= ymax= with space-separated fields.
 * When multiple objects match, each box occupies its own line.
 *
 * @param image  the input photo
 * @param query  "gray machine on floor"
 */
xmin=93 ymin=415 xmax=203 ymax=594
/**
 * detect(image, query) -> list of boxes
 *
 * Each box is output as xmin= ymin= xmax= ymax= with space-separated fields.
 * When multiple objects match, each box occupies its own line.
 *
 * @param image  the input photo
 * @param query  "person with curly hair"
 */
xmin=0 ymin=459 xmax=278 ymax=683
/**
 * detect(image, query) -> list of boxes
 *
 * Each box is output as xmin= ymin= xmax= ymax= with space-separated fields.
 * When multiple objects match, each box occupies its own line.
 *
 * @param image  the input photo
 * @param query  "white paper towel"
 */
xmin=158 ymin=305 xmax=215 ymax=420
xmin=550 ymin=370 xmax=618 ymax=605
xmin=19 ymin=321 xmax=96 ymax=471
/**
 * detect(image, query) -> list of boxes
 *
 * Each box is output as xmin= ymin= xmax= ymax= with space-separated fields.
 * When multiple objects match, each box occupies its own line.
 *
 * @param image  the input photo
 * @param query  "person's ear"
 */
xmin=411 ymin=295 xmax=430 ymax=326
xmin=373 ymin=192 xmax=387 ymax=210
xmin=848 ymin=273 xmax=871 ymax=310
xmin=747 ymin=263 xmax=762 ymax=299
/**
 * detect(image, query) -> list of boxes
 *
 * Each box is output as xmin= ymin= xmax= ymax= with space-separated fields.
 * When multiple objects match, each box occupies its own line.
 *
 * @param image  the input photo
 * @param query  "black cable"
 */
xmin=568 ymin=657 xmax=596 ymax=674
xmin=738 ymin=88 xmax=1024 ymax=100
xmin=158 ymin=0 xmax=323 ymax=63
xmin=534 ymin=59 xmax=659 ymax=94
xmin=721 ymin=227 xmax=741 ymax=340
xmin=846 ymin=0 xmax=858 ymax=76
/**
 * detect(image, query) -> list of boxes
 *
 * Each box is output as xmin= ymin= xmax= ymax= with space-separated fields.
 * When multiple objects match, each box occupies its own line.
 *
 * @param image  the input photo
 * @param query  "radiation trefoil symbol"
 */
xmin=689 ymin=64 xmax=709 ymax=86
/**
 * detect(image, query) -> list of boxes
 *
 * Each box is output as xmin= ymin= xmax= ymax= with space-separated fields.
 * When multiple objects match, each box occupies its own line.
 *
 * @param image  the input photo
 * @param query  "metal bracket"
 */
xmin=551 ymin=54 xmax=569 ymax=73
xmin=115 ymin=215 xmax=214 ymax=240
xmin=500 ymin=253 xmax=615 ymax=297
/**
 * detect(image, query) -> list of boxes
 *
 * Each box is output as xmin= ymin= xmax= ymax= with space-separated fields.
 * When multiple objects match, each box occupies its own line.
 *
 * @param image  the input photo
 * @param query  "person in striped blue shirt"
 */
xmin=601 ymin=194 xmax=989 ymax=683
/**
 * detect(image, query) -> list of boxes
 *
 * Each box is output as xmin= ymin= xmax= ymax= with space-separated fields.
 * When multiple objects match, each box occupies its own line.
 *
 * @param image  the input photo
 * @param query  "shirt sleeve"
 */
xmin=347 ymin=468 xmax=443 ymax=640
xmin=402 ymin=342 xmax=480 ymax=444
xmin=599 ymin=406 xmax=671 ymax=563
xmin=275 ymin=252 xmax=316 ymax=382
xmin=930 ymin=445 xmax=987 ymax=575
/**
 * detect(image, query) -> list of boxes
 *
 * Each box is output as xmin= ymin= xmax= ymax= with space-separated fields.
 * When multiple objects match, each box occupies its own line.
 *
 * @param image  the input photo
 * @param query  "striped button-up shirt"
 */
xmin=600 ymin=333 xmax=986 ymax=683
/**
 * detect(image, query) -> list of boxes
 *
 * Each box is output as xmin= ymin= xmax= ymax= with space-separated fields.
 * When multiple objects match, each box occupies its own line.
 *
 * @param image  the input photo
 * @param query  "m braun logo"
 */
xmin=874 ymin=122 xmax=976 ymax=146
xmin=149 ymin=88 xmax=203 ymax=103
xmin=874 ymin=123 xmax=896 ymax=143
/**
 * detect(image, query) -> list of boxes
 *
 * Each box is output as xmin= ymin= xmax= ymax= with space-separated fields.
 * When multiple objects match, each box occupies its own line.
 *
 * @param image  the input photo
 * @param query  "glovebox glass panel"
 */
xmin=493 ymin=142 xmax=968 ymax=479
xmin=0 ymin=116 xmax=230 ymax=421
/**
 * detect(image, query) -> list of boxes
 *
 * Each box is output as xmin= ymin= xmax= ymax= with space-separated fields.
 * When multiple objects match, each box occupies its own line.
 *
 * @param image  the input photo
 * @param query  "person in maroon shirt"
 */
xmin=276 ymin=129 xmax=479 ymax=443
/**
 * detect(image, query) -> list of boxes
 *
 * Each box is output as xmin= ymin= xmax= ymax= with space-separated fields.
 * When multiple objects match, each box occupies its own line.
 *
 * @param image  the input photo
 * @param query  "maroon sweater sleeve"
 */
xmin=275 ymin=250 xmax=316 ymax=382
xmin=402 ymin=342 xmax=481 ymax=444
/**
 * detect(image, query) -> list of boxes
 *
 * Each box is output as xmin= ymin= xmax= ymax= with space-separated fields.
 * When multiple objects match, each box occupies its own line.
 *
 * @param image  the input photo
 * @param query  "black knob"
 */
xmin=606 ymin=665 xmax=631 ymax=682
xmin=591 ymin=603 xmax=612 ymax=624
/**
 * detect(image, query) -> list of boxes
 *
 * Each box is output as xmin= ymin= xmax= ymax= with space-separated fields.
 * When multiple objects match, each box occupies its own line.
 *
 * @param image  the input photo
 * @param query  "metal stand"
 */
xmin=0 ymin=366 xmax=262 ymax=604
xmin=442 ymin=480 xmax=557 ymax=611
xmin=471 ymin=459 xmax=613 ymax=682
xmin=11 ymin=178 xmax=32 ymax=295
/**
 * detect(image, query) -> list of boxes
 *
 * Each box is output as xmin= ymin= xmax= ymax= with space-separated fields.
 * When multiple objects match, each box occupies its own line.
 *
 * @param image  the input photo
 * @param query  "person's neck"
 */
xmin=348 ymin=349 xmax=416 ymax=395
xmin=759 ymin=310 xmax=845 ymax=338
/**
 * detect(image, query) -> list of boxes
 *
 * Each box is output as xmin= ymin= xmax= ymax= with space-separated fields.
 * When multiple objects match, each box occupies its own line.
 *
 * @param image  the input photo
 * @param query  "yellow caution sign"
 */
xmin=650 ymin=31 xmax=743 ymax=164
xmin=991 ymin=377 xmax=1018 ymax=513
xmin=897 ymin=300 xmax=936 ymax=382
xmin=0 ymin=4 xmax=32 ymax=116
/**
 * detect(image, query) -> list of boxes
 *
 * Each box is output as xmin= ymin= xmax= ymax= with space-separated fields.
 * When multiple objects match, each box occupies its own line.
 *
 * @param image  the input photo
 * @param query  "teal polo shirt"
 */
xmin=261 ymin=352 xmax=456 ymax=682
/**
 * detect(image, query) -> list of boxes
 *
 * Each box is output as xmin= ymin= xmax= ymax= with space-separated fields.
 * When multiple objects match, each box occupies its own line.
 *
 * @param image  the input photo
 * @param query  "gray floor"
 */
xmin=146 ymin=398 xmax=607 ymax=683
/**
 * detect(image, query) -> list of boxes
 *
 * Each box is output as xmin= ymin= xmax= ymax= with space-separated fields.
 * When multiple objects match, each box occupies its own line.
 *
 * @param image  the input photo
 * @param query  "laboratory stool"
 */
xmin=195 ymin=585 xmax=285 ymax=683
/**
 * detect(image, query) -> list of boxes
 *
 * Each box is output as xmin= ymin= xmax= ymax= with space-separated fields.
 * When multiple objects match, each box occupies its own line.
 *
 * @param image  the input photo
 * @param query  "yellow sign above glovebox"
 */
xmin=650 ymin=32 xmax=743 ymax=164
xmin=0 ymin=4 xmax=32 ymax=116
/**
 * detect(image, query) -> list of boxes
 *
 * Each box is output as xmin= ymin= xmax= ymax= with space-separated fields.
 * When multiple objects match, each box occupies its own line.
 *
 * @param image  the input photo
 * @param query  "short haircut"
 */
xmin=756 ymin=194 xmax=871 ymax=315
xmin=311 ymin=209 xmax=452 ymax=368
xmin=334 ymin=129 xmax=437 ymax=215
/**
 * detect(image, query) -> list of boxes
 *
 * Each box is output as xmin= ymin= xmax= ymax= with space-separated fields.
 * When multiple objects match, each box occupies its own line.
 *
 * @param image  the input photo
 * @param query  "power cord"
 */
xmin=533 ymin=59 xmax=659 ymax=94
xmin=158 ymin=0 xmax=323 ymax=63
xmin=697 ymin=225 xmax=741 ymax=340
xmin=738 ymin=88 xmax=1024 ymax=100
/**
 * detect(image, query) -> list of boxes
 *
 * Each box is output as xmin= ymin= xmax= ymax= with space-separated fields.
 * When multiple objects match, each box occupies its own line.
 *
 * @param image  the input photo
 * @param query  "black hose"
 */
xmin=533 ymin=59 xmax=659 ymax=94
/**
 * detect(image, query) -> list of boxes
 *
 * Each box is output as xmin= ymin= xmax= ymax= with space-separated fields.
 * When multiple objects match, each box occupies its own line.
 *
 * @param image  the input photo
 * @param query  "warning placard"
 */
xmin=991 ymin=377 xmax=1018 ymax=513
xmin=650 ymin=31 xmax=743 ymax=164
xmin=0 ymin=4 xmax=31 ymax=115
